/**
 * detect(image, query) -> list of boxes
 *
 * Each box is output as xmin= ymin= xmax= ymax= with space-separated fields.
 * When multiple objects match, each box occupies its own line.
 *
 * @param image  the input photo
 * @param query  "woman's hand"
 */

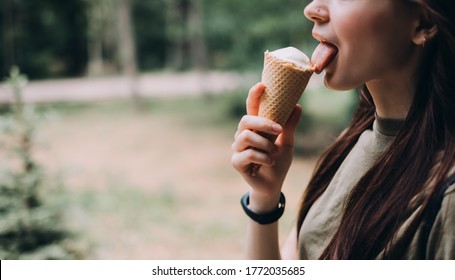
xmin=231 ymin=82 xmax=302 ymax=212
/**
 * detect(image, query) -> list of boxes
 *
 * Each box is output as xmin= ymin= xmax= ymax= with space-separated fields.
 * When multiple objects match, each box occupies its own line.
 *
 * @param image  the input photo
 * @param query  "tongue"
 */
xmin=311 ymin=43 xmax=338 ymax=74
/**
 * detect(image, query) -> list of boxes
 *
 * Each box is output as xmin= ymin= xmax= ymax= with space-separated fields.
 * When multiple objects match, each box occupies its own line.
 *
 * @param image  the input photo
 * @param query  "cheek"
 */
xmin=326 ymin=18 xmax=376 ymax=90
xmin=338 ymin=12 xmax=388 ymax=51
xmin=338 ymin=8 xmax=412 ymax=63
xmin=328 ymin=11 xmax=408 ymax=89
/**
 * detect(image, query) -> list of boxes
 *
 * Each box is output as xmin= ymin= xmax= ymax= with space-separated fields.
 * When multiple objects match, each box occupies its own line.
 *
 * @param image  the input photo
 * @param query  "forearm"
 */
xmin=232 ymin=84 xmax=303 ymax=260
xmin=244 ymin=191 xmax=283 ymax=260
xmin=246 ymin=221 xmax=281 ymax=259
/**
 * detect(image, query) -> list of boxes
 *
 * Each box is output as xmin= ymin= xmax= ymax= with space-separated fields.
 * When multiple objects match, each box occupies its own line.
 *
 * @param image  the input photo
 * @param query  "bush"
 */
xmin=0 ymin=67 xmax=81 ymax=259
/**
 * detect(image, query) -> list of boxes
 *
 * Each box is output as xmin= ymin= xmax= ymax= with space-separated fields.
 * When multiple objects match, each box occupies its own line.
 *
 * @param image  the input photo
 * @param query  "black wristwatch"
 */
xmin=240 ymin=192 xmax=286 ymax=225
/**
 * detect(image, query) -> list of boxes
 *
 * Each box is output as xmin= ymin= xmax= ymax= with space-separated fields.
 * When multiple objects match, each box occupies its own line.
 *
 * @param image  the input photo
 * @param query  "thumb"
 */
xmin=276 ymin=104 xmax=302 ymax=147
xmin=246 ymin=82 xmax=266 ymax=116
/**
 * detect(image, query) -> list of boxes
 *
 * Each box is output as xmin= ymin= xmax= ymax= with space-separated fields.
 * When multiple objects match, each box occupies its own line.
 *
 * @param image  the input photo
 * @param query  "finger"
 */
xmin=276 ymin=104 xmax=302 ymax=147
xmin=231 ymin=149 xmax=275 ymax=171
xmin=232 ymin=130 xmax=277 ymax=153
xmin=237 ymin=115 xmax=282 ymax=137
xmin=246 ymin=82 xmax=266 ymax=116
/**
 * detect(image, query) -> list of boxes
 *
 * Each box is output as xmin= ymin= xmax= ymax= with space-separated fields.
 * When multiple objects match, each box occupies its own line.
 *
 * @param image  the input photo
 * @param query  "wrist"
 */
xmin=248 ymin=190 xmax=282 ymax=213
xmin=241 ymin=192 xmax=286 ymax=225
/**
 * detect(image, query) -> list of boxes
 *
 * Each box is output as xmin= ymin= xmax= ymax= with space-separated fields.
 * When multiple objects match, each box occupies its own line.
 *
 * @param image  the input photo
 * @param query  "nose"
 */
xmin=304 ymin=2 xmax=329 ymax=23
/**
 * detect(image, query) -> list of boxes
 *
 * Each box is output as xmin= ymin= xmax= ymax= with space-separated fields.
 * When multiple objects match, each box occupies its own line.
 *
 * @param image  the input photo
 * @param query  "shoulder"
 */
xmin=440 ymin=163 xmax=455 ymax=198
xmin=441 ymin=181 xmax=455 ymax=212
xmin=445 ymin=182 xmax=455 ymax=196
xmin=439 ymin=170 xmax=455 ymax=220
xmin=440 ymin=173 xmax=455 ymax=215
xmin=437 ymin=180 xmax=455 ymax=236
xmin=428 ymin=172 xmax=455 ymax=259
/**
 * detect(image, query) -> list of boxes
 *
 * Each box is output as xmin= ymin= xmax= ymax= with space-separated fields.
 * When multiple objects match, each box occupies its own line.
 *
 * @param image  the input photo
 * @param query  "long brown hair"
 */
xmin=297 ymin=0 xmax=455 ymax=259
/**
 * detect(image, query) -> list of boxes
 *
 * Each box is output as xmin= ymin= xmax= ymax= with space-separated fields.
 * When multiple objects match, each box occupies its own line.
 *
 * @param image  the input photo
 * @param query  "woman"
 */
xmin=231 ymin=0 xmax=455 ymax=259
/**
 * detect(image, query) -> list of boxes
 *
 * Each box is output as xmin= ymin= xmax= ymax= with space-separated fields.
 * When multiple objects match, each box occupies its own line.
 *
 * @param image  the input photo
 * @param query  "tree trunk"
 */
xmin=2 ymin=0 xmax=17 ymax=74
xmin=87 ymin=41 xmax=103 ymax=75
xmin=117 ymin=0 xmax=142 ymax=110
xmin=187 ymin=0 xmax=207 ymax=71
xmin=164 ymin=0 xmax=185 ymax=70
xmin=86 ymin=0 xmax=104 ymax=75
xmin=187 ymin=0 xmax=210 ymax=98
xmin=86 ymin=0 xmax=119 ymax=75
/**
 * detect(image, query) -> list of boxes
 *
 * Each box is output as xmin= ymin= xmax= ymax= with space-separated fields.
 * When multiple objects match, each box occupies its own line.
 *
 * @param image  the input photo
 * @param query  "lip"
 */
xmin=312 ymin=32 xmax=338 ymax=49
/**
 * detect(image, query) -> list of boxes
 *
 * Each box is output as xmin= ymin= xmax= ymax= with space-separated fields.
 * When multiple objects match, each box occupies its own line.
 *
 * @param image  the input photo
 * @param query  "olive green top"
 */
xmin=298 ymin=116 xmax=455 ymax=259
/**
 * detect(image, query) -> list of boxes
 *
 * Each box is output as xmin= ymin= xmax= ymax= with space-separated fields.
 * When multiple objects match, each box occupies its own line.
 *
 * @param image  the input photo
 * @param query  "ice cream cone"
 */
xmin=249 ymin=48 xmax=314 ymax=176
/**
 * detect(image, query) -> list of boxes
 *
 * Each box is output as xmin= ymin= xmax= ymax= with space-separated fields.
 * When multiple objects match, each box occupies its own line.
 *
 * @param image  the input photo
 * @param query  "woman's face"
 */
xmin=304 ymin=0 xmax=420 ymax=91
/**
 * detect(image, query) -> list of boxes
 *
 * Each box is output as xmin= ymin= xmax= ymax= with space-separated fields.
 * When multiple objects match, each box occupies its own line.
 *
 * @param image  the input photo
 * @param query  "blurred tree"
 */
xmin=0 ymin=67 xmax=81 ymax=259
xmin=0 ymin=0 xmax=87 ymax=79
xmin=86 ymin=1 xmax=104 ymax=76
xmin=164 ymin=0 xmax=185 ymax=70
xmin=204 ymin=0 xmax=313 ymax=70
xmin=118 ymin=0 xmax=137 ymax=77
xmin=117 ymin=0 xmax=142 ymax=109
xmin=0 ymin=0 xmax=314 ymax=79
xmin=85 ymin=0 xmax=118 ymax=75
xmin=133 ymin=0 xmax=166 ymax=71
xmin=187 ymin=0 xmax=207 ymax=71
xmin=162 ymin=0 xmax=207 ymax=71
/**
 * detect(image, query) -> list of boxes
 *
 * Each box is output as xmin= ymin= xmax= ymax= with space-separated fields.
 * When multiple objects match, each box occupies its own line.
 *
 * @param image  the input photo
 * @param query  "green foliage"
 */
xmin=204 ymin=0 xmax=313 ymax=70
xmin=0 ymin=67 xmax=80 ymax=259
xmin=133 ymin=0 xmax=167 ymax=70
xmin=1 ymin=0 xmax=315 ymax=78
xmin=0 ymin=0 xmax=88 ymax=79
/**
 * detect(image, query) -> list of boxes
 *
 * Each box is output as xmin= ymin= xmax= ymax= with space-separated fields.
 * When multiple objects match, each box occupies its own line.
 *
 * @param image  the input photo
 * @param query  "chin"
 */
xmin=324 ymin=74 xmax=356 ymax=91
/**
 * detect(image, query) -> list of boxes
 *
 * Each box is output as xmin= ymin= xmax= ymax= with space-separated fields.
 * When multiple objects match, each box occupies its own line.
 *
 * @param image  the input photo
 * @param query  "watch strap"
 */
xmin=240 ymin=192 xmax=285 ymax=225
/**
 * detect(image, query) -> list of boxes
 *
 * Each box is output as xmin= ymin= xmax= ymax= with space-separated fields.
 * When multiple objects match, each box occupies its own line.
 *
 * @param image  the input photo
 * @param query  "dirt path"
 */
xmin=0 ymin=71 xmax=255 ymax=104
xmin=0 ymin=71 xmax=324 ymax=104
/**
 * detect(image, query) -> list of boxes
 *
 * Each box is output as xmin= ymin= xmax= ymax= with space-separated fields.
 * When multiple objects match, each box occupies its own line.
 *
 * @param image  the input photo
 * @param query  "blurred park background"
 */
xmin=0 ymin=0 xmax=356 ymax=259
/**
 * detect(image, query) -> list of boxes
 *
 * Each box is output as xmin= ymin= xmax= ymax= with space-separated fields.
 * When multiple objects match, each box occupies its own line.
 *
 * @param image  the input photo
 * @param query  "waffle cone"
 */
xmin=258 ymin=51 xmax=313 ymax=141
xmin=249 ymin=50 xmax=313 ymax=176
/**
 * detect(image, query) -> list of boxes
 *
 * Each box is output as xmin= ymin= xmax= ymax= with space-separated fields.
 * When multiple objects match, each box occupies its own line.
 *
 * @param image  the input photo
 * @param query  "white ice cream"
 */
xmin=270 ymin=47 xmax=312 ymax=70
